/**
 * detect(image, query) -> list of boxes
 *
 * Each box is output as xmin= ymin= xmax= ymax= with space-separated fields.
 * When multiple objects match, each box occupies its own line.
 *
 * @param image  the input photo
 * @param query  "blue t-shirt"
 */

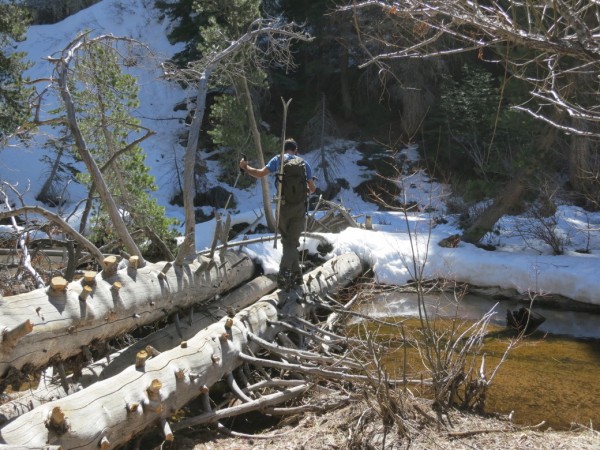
xmin=266 ymin=153 xmax=312 ymax=181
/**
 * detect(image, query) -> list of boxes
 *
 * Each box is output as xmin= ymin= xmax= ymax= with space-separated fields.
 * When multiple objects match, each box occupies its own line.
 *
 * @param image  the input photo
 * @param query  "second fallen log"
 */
xmin=0 ymin=252 xmax=365 ymax=449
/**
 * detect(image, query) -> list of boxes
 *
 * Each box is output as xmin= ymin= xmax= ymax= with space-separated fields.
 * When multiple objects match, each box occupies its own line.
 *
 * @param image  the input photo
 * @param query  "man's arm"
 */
xmin=240 ymin=158 xmax=270 ymax=179
xmin=307 ymin=177 xmax=316 ymax=193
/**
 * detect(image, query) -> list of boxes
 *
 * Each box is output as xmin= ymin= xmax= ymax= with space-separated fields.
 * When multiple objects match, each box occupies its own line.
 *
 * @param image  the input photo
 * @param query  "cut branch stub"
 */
xmin=47 ymin=406 xmax=68 ymax=435
xmin=146 ymin=379 xmax=163 ymax=413
xmin=158 ymin=262 xmax=172 ymax=280
xmin=147 ymin=379 xmax=162 ymax=401
xmin=99 ymin=436 xmax=110 ymax=449
xmin=78 ymin=285 xmax=93 ymax=302
xmin=161 ymin=419 xmax=174 ymax=441
xmin=195 ymin=255 xmax=211 ymax=274
xmin=50 ymin=277 xmax=68 ymax=293
xmin=2 ymin=320 xmax=34 ymax=349
xmin=83 ymin=271 xmax=97 ymax=285
xmin=127 ymin=402 xmax=139 ymax=413
xmin=102 ymin=256 xmax=118 ymax=277
xmin=129 ymin=255 xmax=139 ymax=269
xmin=135 ymin=350 xmax=149 ymax=369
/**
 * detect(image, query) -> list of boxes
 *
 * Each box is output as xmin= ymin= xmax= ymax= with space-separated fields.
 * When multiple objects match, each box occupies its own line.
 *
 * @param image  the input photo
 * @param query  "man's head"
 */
xmin=283 ymin=138 xmax=298 ymax=154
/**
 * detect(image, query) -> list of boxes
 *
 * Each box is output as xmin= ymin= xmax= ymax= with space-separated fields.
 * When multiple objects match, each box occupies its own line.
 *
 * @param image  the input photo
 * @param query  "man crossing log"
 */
xmin=240 ymin=138 xmax=316 ymax=290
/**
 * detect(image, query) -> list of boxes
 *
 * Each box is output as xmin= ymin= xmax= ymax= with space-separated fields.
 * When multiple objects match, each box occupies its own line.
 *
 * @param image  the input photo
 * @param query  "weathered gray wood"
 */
xmin=0 ymin=275 xmax=277 ymax=425
xmin=0 ymin=251 xmax=254 ymax=381
xmin=0 ymin=253 xmax=364 ymax=449
xmin=92 ymin=274 xmax=277 ymax=381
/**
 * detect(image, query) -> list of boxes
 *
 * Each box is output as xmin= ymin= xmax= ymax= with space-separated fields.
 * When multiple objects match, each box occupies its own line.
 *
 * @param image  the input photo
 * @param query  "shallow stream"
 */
xmin=353 ymin=291 xmax=600 ymax=430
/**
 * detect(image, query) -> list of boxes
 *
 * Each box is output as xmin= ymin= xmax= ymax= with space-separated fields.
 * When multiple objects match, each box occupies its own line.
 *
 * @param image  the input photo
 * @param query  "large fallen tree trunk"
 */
xmin=0 ymin=275 xmax=277 ymax=425
xmin=0 ymin=253 xmax=365 ymax=449
xmin=0 ymin=251 xmax=254 ymax=388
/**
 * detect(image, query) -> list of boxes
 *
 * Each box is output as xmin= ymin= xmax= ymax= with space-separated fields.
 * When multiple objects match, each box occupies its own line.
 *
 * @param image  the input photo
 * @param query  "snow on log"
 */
xmin=0 ymin=252 xmax=364 ymax=449
xmin=0 ymin=251 xmax=254 ymax=384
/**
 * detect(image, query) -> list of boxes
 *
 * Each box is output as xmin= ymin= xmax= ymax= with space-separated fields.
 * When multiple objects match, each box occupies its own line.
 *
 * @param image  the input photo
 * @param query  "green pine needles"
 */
xmin=70 ymin=39 xmax=177 ymax=259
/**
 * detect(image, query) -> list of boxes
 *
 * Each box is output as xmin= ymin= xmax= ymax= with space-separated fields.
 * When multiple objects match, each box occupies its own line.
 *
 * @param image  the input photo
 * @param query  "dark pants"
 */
xmin=278 ymin=201 xmax=306 ymax=274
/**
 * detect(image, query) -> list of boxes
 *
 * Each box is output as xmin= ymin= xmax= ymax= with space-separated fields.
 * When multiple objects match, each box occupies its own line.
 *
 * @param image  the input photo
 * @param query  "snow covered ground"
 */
xmin=1 ymin=0 xmax=599 ymax=317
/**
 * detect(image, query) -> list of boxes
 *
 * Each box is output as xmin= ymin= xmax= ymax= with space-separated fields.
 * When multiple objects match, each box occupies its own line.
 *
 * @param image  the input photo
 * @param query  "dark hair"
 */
xmin=283 ymin=138 xmax=298 ymax=152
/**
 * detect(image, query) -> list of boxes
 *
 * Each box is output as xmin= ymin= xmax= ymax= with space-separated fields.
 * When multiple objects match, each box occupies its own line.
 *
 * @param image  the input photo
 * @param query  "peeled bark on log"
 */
xmin=0 ymin=275 xmax=277 ymax=425
xmin=0 ymin=253 xmax=364 ymax=449
xmin=91 ymin=274 xmax=277 ymax=381
xmin=0 ymin=251 xmax=254 ymax=384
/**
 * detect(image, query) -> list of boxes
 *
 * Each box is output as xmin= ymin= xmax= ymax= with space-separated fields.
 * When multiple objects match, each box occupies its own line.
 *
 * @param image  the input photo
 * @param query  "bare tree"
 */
xmin=164 ymin=19 xmax=312 ymax=265
xmin=343 ymin=0 xmax=600 ymax=240
xmin=240 ymin=75 xmax=277 ymax=230
xmin=48 ymin=33 xmax=147 ymax=265
xmin=344 ymin=1 xmax=600 ymax=134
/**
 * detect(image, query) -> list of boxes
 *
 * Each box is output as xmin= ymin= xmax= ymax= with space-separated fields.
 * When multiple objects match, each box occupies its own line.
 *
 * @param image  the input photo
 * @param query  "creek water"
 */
xmin=352 ymin=291 xmax=600 ymax=430
xmin=355 ymin=291 xmax=600 ymax=339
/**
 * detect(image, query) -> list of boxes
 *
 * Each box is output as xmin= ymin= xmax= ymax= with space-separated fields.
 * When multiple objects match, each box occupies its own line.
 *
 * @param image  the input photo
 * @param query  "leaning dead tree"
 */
xmin=0 ymin=253 xmax=365 ymax=449
xmin=166 ymin=19 xmax=312 ymax=264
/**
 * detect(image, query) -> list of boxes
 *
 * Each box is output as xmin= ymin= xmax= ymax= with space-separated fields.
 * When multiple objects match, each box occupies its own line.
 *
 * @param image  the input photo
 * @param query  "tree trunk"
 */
xmin=94 ymin=274 xmax=277 ymax=381
xmin=0 ymin=253 xmax=365 ymax=449
xmin=241 ymin=76 xmax=276 ymax=231
xmin=0 ymin=251 xmax=254 ymax=385
xmin=339 ymin=44 xmax=353 ymax=120
xmin=0 ymin=275 xmax=277 ymax=425
xmin=176 ymin=68 xmax=213 ymax=265
xmin=462 ymin=174 xmax=528 ymax=244
xmin=36 ymin=147 xmax=65 ymax=206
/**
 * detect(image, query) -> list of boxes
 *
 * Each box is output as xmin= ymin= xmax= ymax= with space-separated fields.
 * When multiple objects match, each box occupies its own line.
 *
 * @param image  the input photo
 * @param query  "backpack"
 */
xmin=281 ymin=156 xmax=307 ymax=205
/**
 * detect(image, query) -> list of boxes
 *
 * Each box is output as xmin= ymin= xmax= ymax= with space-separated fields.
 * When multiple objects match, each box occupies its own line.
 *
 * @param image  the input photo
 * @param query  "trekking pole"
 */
xmin=223 ymin=153 xmax=246 ymax=211
xmin=300 ymin=179 xmax=319 ymax=275
xmin=273 ymin=98 xmax=292 ymax=249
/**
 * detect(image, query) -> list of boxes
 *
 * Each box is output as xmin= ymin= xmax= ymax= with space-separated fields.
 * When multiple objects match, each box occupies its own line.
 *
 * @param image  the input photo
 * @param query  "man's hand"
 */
xmin=239 ymin=158 xmax=248 ymax=171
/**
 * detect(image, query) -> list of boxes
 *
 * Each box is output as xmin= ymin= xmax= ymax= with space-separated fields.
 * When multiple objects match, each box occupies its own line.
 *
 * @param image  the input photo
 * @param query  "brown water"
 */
xmin=351 ymin=302 xmax=600 ymax=431
xmin=483 ymin=330 xmax=599 ymax=429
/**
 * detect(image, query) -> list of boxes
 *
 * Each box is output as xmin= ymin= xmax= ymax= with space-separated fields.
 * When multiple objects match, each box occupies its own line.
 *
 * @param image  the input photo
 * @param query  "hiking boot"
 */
xmin=292 ymin=271 xmax=303 ymax=285
xmin=277 ymin=271 xmax=291 ymax=290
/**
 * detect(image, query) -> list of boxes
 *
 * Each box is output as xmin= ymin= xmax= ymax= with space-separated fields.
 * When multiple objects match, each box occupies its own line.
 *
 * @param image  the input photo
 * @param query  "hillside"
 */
xmin=0 ymin=2 xmax=598 ymax=448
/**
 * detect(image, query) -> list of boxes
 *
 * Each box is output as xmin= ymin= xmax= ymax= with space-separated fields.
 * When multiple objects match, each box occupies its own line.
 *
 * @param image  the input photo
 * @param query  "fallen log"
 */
xmin=0 ymin=251 xmax=254 ymax=387
xmin=96 ymin=274 xmax=277 ymax=381
xmin=0 ymin=275 xmax=277 ymax=425
xmin=0 ymin=252 xmax=365 ymax=449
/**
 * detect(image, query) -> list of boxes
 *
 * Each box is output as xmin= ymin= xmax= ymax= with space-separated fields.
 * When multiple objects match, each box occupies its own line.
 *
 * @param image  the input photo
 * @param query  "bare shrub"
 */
xmin=514 ymin=204 xmax=570 ymax=255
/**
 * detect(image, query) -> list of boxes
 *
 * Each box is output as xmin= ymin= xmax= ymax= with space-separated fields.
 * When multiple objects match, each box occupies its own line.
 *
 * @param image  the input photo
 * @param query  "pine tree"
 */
xmin=0 ymin=1 xmax=31 ymax=140
xmin=197 ymin=0 xmax=267 ymax=177
xmin=69 ymin=39 xmax=177 ymax=259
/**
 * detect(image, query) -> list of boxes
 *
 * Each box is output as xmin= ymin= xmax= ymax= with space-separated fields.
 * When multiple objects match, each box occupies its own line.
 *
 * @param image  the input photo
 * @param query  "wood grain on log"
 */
xmin=0 ymin=251 xmax=254 ymax=382
xmin=0 ymin=253 xmax=364 ymax=449
xmin=0 ymin=275 xmax=278 ymax=425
